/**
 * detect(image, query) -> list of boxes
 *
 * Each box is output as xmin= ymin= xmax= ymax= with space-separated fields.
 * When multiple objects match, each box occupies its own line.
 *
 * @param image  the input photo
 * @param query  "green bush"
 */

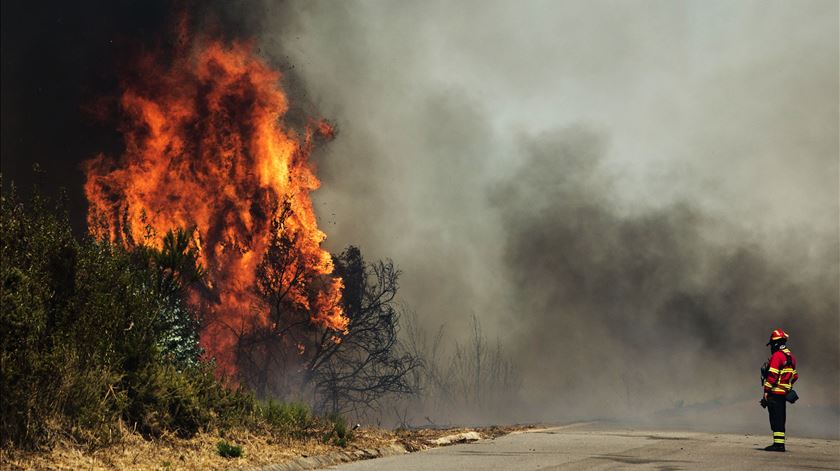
xmin=322 ymin=414 xmax=353 ymax=447
xmin=1 ymin=183 xmax=220 ymax=447
xmin=216 ymin=440 xmax=243 ymax=458
xmin=260 ymin=400 xmax=312 ymax=435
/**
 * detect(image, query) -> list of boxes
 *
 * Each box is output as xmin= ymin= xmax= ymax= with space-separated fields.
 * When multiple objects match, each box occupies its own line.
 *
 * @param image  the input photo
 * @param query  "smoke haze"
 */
xmin=262 ymin=0 xmax=839 ymax=435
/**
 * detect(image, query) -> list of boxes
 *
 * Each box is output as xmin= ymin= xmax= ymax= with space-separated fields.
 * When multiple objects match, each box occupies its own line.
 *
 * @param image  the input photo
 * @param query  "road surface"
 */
xmin=323 ymin=422 xmax=840 ymax=470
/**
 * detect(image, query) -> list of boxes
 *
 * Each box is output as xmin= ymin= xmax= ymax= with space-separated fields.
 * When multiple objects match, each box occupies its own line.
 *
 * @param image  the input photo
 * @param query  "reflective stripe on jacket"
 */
xmin=763 ymin=347 xmax=798 ymax=395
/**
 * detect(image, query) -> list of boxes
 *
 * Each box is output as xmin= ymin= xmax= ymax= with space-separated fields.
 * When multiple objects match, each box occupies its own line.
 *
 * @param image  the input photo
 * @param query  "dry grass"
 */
xmin=3 ymin=427 xmax=332 ymax=471
xmin=1 ymin=424 xmax=530 ymax=470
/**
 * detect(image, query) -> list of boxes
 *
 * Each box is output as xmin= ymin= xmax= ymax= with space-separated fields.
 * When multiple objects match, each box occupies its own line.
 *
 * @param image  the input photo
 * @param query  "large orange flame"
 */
xmin=83 ymin=37 xmax=347 ymax=377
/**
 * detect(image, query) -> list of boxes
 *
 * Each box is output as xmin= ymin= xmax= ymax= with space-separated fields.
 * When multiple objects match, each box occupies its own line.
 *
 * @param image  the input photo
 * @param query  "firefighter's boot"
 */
xmin=764 ymin=432 xmax=785 ymax=452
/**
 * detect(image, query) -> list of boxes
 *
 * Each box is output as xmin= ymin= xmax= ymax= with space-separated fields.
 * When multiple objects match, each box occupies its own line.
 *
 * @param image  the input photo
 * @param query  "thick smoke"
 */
xmin=263 ymin=0 xmax=839 ymax=436
xmin=496 ymin=127 xmax=838 ymax=435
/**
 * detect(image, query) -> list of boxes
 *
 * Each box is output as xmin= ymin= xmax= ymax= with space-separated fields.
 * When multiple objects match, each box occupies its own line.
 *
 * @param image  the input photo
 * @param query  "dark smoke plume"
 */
xmin=495 ymin=127 xmax=838 ymax=436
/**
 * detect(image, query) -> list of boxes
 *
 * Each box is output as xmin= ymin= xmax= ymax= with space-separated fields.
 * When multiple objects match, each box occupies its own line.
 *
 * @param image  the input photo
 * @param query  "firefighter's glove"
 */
xmin=759 ymin=398 xmax=768 ymax=409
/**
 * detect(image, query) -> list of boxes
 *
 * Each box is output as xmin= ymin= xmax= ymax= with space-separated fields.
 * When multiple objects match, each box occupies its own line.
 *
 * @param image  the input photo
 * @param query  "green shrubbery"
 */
xmin=259 ymin=400 xmax=312 ymax=436
xmin=0 ymin=183 xmax=339 ymax=449
xmin=322 ymin=414 xmax=353 ymax=447
xmin=216 ymin=440 xmax=243 ymax=458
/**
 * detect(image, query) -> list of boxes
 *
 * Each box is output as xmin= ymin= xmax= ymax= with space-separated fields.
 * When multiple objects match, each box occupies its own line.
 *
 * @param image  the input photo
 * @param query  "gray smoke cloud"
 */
xmin=258 ymin=0 xmax=838 ymax=436
xmin=496 ymin=127 xmax=838 ymax=436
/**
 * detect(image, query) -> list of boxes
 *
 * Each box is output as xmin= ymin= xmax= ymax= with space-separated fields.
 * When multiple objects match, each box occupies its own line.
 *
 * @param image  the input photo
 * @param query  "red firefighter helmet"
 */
xmin=766 ymin=328 xmax=789 ymax=345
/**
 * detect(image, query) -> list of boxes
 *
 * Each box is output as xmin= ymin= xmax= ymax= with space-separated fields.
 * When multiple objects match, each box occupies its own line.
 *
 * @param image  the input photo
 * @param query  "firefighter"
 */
xmin=760 ymin=328 xmax=798 ymax=452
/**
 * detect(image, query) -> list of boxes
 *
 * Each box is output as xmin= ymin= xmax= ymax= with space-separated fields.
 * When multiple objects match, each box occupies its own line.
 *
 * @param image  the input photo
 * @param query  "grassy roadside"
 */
xmin=1 ymin=425 xmax=530 ymax=470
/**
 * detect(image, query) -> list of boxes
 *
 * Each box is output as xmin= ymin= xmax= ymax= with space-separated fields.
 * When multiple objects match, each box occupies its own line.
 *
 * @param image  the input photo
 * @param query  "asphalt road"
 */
xmin=323 ymin=422 xmax=840 ymax=470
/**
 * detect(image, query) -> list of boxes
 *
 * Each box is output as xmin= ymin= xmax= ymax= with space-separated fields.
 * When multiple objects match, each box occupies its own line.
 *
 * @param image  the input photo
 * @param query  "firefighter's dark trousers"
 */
xmin=767 ymin=394 xmax=786 ymax=445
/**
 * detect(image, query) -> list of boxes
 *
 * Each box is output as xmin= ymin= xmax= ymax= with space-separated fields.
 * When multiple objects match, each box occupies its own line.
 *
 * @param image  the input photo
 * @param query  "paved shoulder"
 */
xmin=321 ymin=423 xmax=840 ymax=470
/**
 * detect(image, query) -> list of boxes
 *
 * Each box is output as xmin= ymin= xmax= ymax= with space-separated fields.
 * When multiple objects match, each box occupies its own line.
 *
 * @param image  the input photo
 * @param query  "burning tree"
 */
xmin=241 ymin=203 xmax=420 ymax=413
xmin=81 ymin=29 xmax=419 ymax=413
xmin=82 ymin=35 xmax=347 ymax=378
xmin=236 ymin=200 xmax=346 ymax=398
